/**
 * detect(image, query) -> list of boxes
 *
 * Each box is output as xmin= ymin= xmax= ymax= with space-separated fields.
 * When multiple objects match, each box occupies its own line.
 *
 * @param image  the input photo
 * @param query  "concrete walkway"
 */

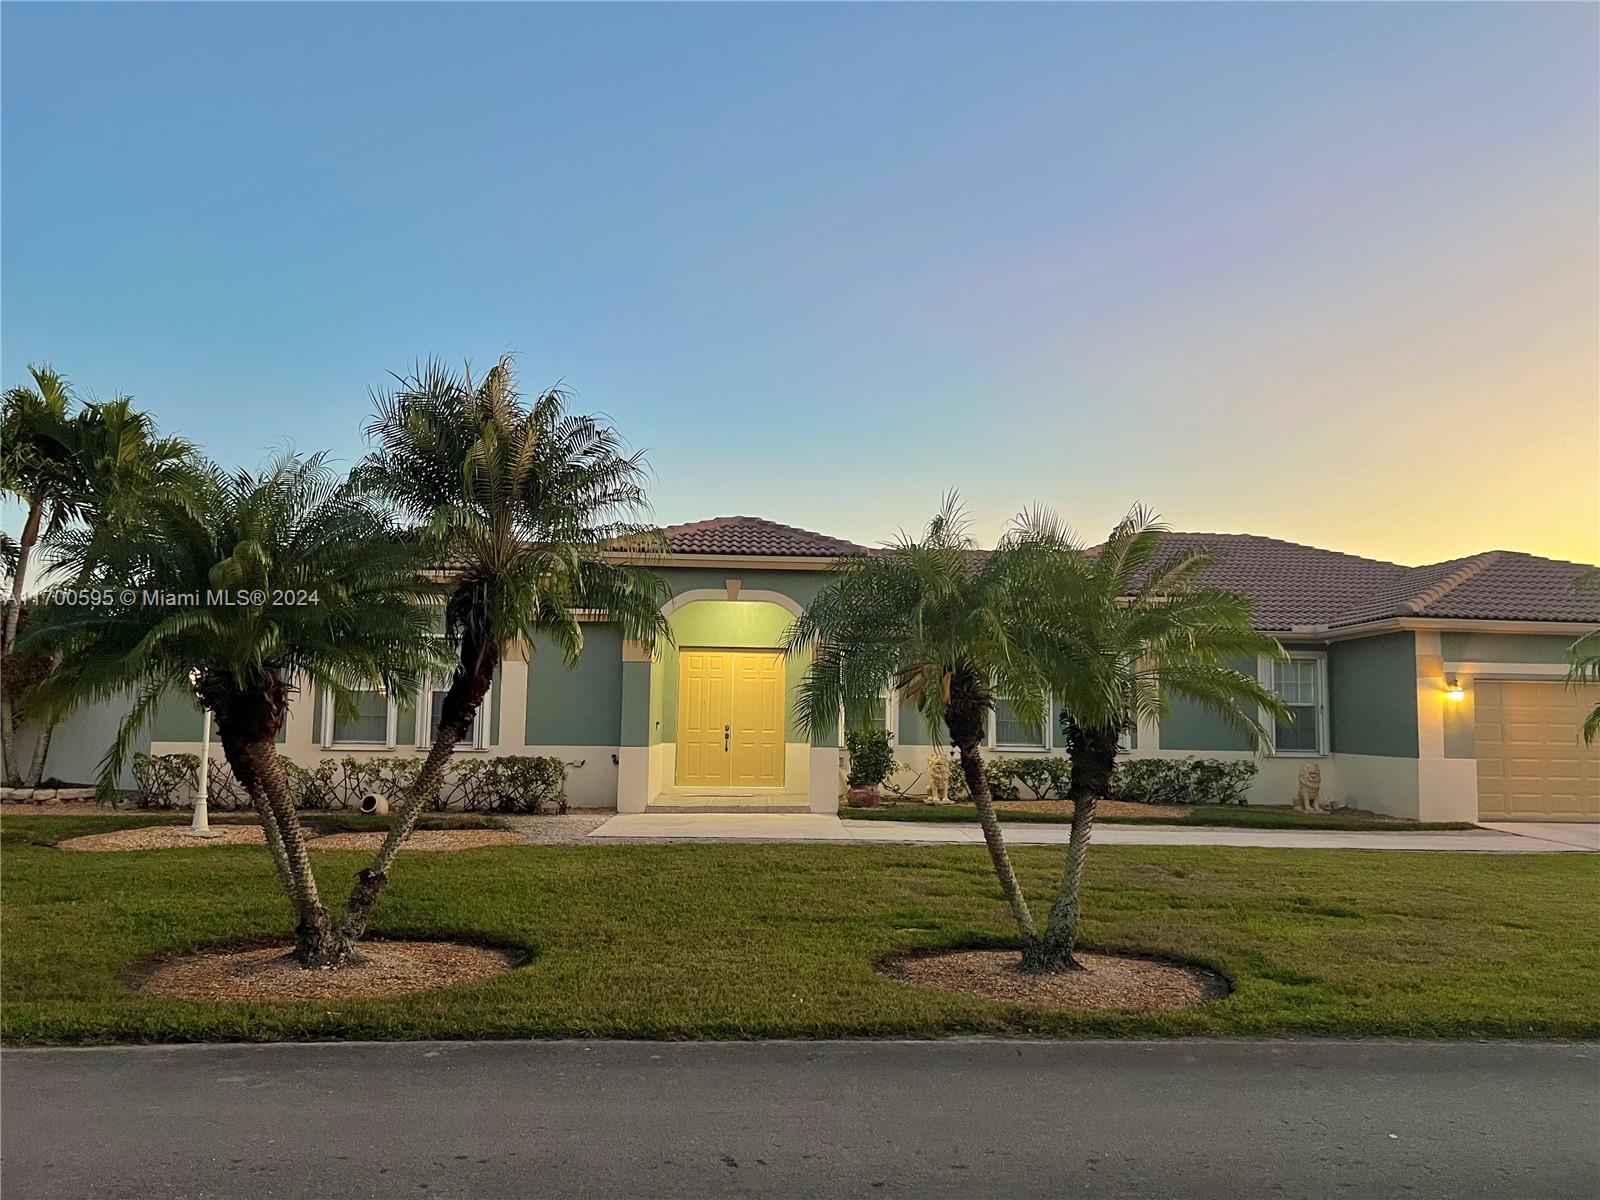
xmin=591 ymin=812 xmax=1597 ymax=852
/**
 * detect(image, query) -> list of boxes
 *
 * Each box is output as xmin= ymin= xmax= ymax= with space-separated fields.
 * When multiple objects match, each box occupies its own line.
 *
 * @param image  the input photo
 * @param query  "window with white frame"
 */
xmin=418 ymin=677 xmax=488 ymax=750
xmin=326 ymin=684 xmax=395 ymax=748
xmin=992 ymin=695 xmax=1049 ymax=751
xmin=845 ymin=685 xmax=898 ymax=742
xmin=1264 ymin=654 xmax=1327 ymax=755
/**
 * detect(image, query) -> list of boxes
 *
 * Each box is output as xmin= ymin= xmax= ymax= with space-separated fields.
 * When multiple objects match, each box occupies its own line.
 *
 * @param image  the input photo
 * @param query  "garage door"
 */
xmin=1475 ymin=681 xmax=1600 ymax=821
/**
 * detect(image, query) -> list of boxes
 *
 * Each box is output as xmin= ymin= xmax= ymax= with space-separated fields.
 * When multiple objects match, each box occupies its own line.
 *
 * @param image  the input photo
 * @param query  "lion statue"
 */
xmin=925 ymin=752 xmax=956 ymax=805
xmin=1293 ymin=761 xmax=1322 ymax=812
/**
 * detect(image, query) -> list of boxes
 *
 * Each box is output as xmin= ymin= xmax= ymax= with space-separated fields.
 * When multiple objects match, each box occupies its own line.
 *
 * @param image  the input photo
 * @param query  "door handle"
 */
xmin=724 ymin=724 xmax=731 ymax=751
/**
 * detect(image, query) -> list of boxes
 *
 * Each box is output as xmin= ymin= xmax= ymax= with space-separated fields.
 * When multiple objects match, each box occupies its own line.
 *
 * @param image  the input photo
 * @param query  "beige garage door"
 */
xmin=1475 ymin=681 xmax=1600 ymax=821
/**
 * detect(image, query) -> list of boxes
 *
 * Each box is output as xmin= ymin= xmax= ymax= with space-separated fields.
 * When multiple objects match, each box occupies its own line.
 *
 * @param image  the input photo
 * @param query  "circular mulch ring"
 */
xmin=308 ymin=829 xmax=524 ymax=852
xmin=58 ymin=827 xmax=523 ymax=853
xmin=881 ymin=949 xmax=1229 ymax=1011
xmin=60 ymin=826 xmax=268 ymax=852
xmin=133 ymin=940 xmax=520 ymax=1002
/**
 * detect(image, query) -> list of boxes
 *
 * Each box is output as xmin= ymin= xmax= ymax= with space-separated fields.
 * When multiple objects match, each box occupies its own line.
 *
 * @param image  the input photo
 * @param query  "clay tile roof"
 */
xmin=661 ymin=516 xmax=868 ymax=558
xmin=1142 ymin=534 xmax=1600 ymax=631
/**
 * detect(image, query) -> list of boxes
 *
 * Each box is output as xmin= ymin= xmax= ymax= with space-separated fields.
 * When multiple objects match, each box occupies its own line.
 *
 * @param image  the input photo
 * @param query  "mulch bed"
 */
xmin=881 ymin=949 xmax=1229 ymax=1011
xmin=133 ymin=940 xmax=519 ymax=1002
xmin=307 ymin=830 xmax=524 ymax=852
xmin=57 ymin=827 xmax=524 ymax=853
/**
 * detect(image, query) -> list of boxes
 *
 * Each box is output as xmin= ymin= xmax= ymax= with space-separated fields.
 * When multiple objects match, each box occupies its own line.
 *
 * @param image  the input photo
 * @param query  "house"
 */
xmin=31 ymin=517 xmax=1600 ymax=822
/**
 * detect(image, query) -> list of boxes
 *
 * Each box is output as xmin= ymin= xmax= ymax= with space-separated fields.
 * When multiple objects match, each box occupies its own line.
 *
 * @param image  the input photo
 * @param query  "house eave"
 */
xmin=1274 ymin=616 xmax=1596 ymax=643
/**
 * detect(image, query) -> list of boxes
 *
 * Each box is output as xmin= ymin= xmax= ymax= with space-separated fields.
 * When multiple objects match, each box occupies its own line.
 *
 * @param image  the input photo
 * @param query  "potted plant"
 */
xmin=844 ymin=728 xmax=894 ymax=807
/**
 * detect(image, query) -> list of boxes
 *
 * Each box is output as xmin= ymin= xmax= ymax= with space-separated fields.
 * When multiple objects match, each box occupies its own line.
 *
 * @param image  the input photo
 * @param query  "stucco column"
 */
xmin=617 ymin=639 xmax=655 ymax=813
xmin=1414 ymin=631 xmax=1478 ymax=822
xmin=808 ymin=708 xmax=841 ymax=815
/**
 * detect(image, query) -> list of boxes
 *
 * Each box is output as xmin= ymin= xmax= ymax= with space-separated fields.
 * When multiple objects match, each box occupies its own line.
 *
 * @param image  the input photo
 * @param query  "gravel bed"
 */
xmin=309 ymin=830 xmax=524 ymax=852
xmin=60 ymin=826 xmax=268 ymax=852
xmin=881 ymin=949 xmax=1229 ymax=1011
xmin=59 ymin=826 xmax=527 ymax=853
xmin=133 ymin=940 xmax=518 ymax=1002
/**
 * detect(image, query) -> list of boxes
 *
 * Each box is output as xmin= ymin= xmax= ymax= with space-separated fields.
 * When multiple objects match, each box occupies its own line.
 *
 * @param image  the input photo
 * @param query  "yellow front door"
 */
xmin=678 ymin=650 xmax=732 ymax=787
xmin=731 ymin=651 xmax=785 ymax=786
xmin=676 ymin=649 xmax=785 ymax=788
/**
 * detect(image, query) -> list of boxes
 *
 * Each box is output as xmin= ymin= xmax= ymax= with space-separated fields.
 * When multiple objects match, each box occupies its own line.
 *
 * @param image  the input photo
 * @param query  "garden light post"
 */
xmin=183 ymin=668 xmax=220 ymax=838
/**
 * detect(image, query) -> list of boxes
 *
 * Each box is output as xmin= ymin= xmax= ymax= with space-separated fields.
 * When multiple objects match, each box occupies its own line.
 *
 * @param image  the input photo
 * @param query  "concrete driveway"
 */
xmin=591 ymin=812 xmax=1596 ymax=852
xmin=3 ymin=1039 xmax=1594 ymax=1199
xmin=1479 ymin=822 xmax=1600 ymax=850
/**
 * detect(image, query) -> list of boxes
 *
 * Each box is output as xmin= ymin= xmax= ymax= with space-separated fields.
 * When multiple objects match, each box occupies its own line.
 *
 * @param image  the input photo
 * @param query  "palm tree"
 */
xmin=789 ymin=500 xmax=1287 ymax=973
xmin=340 ymin=355 xmax=671 ymax=938
xmin=21 ymin=395 xmax=199 ymax=785
xmin=785 ymin=498 xmax=1066 ymax=960
xmin=1 ymin=366 xmax=79 ymax=784
xmin=1568 ymin=568 xmax=1600 ymax=744
xmin=1017 ymin=507 xmax=1289 ymax=970
xmin=27 ymin=453 xmax=443 ymax=966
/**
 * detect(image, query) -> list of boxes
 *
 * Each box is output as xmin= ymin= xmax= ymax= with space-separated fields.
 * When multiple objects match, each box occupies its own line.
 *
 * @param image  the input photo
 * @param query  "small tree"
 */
xmin=1568 ymin=568 xmax=1600 ymax=744
xmin=787 ymin=497 xmax=1065 ymax=964
xmin=339 ymin=355 xmax=671 ymax=938
xmin=28 ymin=453 xmax=444 ymax=966
xmin=1018 ymin=507 xmax=1288 ymax=969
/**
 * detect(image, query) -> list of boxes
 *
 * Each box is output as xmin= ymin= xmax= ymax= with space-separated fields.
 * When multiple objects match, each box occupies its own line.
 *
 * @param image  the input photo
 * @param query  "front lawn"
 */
xmin=2 ymin=814 xmax=1594 ymax=1043
xmin=842 ymin=802 xmax=1478 ymax=831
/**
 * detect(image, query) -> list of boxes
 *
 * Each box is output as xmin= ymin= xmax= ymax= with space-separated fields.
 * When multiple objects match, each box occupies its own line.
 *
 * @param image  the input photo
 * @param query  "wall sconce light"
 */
xmin=1445 ymin=675 xmax=1465 ymax=703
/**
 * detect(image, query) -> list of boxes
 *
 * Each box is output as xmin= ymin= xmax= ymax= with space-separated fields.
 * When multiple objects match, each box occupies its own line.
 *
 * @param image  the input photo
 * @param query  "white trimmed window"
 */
xmin=1262 ymin=653 xmax=1328 ymax=756
xmin=845 ymin=685 xmax=898 ymax=743
xmin=418 ymin=677 xmax=489 ymax=751
xmin=991 ymin=695 xmax=1050 ymax=751
xmin=325 ymin=684 xmax=396 ymax=749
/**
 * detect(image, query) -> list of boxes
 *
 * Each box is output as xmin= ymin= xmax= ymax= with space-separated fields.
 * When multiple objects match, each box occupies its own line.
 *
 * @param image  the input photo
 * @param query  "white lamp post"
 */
xmin=183 ymin=669 xmax=221 ymax=839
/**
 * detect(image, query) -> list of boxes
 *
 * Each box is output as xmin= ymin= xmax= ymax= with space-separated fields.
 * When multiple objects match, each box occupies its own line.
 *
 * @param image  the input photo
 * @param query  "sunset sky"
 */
xmin=4 ymin=2 xmax=1596 ymax=566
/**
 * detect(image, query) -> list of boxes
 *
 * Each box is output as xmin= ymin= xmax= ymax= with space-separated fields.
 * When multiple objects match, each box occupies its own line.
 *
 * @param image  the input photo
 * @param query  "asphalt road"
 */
xmin=3 ymin=1039 xmax=1595 ymax=1199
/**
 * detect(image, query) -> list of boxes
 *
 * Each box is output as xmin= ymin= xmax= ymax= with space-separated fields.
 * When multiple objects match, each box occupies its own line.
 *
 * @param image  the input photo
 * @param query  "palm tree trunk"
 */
xmin=953 ymin=735 xmax=1040 ymax=954
xmin=1 ymin=499 xmax=42 ymax=787
xmin=339 ymin=643 xmax=497 ymax=943
xmin=24 ymin=717 xmax=56 ymax=788
xmin=224 ymin=734 xmax=338 ymax=966
xmin=1038 ymin=730 xmax=1119 ymax=972
xmin=339 ymin=720 xmax=463 ymax=940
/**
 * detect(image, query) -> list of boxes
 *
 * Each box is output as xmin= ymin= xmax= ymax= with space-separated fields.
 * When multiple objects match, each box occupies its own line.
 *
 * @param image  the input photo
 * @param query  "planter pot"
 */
xmin=846 ymin=784 xmax=883 ymax=809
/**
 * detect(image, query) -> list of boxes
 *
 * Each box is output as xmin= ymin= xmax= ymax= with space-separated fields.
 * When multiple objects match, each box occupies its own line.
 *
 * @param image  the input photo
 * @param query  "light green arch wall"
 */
xmin=658 ymin=599 xmax=812 ymax=741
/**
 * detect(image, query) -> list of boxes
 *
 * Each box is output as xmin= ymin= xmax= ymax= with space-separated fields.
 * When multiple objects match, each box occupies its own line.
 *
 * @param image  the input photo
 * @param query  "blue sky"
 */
xmin=4 ymin=2 xmax=1596 ymax=564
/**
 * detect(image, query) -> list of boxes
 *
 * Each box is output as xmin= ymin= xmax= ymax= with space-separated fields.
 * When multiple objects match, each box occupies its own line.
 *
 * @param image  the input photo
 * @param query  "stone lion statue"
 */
xmin=1293 ymin=762 xmax=1322 ymax=812
xmin=926 ymin=752 xmax=955 ymax=805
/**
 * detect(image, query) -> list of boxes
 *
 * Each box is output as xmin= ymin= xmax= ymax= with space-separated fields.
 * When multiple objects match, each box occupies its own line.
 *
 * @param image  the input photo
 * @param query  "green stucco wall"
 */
xmin=1440 ymin=633 xmax=1579 ymax=665
xmin=150 ymin=690 xmax=204 ymax=742
xmin=1328 ymin=632 xmax=1417 ymax=758
xmin=1159 ymin=656 xmax=1257 ymax=752
xmin=526 ymin=625 xmax=623 ymax=746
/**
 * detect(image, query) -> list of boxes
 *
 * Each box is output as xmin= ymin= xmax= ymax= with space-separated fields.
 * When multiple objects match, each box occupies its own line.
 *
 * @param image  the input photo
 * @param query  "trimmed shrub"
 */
xmin=845 ymin=729 xmax=895 ymax=788
xmin=986 ymin=756 xmax=1072 ymax=800
xmin=1111 ymin=757 xmax=1256 ymax=806
xmin=126 ymin=751 xmax=567 ymax=813
xmin=132 ymin=753 xmax=199 ymax=809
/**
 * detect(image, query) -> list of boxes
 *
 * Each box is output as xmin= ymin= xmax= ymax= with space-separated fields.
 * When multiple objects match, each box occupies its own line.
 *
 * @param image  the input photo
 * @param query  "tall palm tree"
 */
xmin=28 ymin=453 xmax=443 ymax=966
xmin=1 ymin=365 xmax=79 ymax=784
xmin=1568 ymin=568 xmax=1600 ymax=744
xmin=341 ymin=355 xmax=671 ymax=937
xmin=785 ymin=498 xmax=1066 ymax=959
xmin=21 ymin=395 xmax=199 ymax=785
xmin=1017 ymin=507 xmax=1288 ymax=970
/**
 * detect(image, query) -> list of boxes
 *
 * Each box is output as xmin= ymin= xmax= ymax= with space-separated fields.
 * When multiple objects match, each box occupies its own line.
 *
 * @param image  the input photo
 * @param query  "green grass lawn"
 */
xmin=2 ymin=814 xmax=1595 ymax=1044
xmin=842 ymin=804 xmax=1478 ymax=831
